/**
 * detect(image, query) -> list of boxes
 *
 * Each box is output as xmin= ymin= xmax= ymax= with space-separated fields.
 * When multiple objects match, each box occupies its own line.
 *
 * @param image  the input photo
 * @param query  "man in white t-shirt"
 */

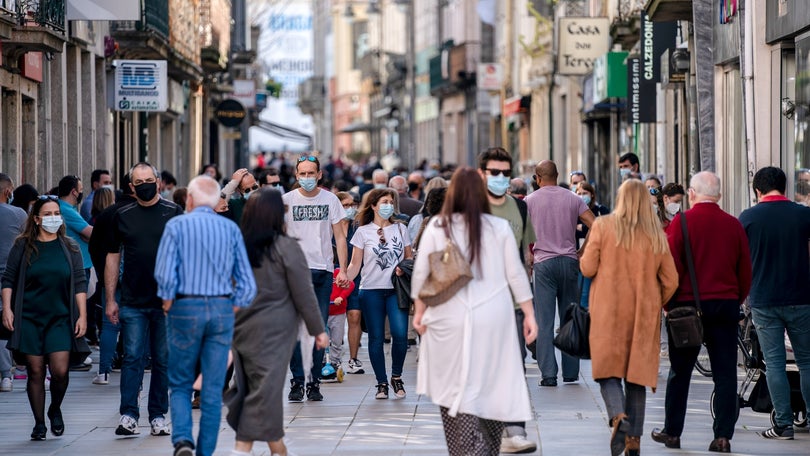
xmin=282 ymin=156 xmax=349 ymax=402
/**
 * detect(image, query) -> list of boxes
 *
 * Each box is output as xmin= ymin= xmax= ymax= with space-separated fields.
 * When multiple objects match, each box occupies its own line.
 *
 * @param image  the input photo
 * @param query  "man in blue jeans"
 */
xmin=154 ymin=175 xmax=256 ymax=456
xmin=525 ymin=160 xmax=594 ymax=386
xmin=739 ymin=166 xmax=810 ymax=441
xmin=282 ymin=156 xmax=349 ymax=401
xmin=105 ymin=163 xmax=184 ymax=437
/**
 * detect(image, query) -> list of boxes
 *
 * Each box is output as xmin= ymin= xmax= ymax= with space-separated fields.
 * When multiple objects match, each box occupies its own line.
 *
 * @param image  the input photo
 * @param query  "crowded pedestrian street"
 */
xmin=0 ymin=343 xmax=805 ymax=455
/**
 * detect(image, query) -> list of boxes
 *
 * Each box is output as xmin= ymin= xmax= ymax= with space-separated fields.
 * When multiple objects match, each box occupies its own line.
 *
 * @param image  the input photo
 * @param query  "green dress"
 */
xmin=18 ymin=239 xmax=72 ymax=355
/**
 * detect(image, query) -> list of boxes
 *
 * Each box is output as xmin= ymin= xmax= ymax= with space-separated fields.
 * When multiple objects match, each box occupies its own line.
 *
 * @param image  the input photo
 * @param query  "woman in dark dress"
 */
xmin=225 ymin=188 xmax=327 ymax=456
xmin=2 ymin=196 xmax=87 ymax=440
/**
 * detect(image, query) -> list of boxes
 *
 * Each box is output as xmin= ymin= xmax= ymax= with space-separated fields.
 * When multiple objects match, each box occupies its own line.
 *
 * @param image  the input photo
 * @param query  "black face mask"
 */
xmin=134 ymin=182 xmax=158 ymax=202
xmin=408 ymin=182 xmax=420 ymax=193
xmin=76 ymin=191 xmax=83 ymax=205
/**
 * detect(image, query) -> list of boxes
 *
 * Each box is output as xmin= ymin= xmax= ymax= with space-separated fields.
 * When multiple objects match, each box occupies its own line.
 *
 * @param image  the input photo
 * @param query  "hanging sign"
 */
xmin=114 ymin=60 xmax=168 ymax=112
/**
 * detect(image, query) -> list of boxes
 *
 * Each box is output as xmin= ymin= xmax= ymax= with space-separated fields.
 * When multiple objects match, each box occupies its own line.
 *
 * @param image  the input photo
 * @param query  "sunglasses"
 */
xmin=570 ymin=170 xmax=585 ymax=177
xmin=377 ymin=227 xmax=386 ymax=245
xmin=38 ymin=195 xmax=58 ymax=201
xmin=245 ymin=184 xmax=259 ymax=192
xmin=649 ymin=188 xmax=660 ymax=196
xmin=485 ymin=168 xmax=512 ymax=177
xmin=297 ymin=156 xmax=317 ymax=163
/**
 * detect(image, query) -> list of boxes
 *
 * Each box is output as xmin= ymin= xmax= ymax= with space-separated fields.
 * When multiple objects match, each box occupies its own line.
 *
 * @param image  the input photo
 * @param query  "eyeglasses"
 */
xmin=297 ymin=156 xmax=317 ymax=163
xmin=485 ymin=168 xmax=512 ymax=177
xmin=38 ymin=195 xmax=58 ymax=201
xmin=245 ymin=184 xmax=259 ymax=192
xmin=377 ymin=227 xmax=386 ymax=245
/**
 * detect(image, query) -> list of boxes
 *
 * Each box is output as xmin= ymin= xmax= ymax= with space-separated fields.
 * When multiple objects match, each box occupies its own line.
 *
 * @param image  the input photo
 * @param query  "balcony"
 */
xmin=2 ymin=0 xmax=67 ymax=70
xmin=201 ymin=45 xmax=225 ymax=72
xmin=644 ymin=0 xmax=692 ymax=22
xmin=110 ymin=0 xmax=169 ymax=61
xmin=429 ymin=41 xmax=477 ymax=98
xmin=612 ymin=0 xmax=646 ymax=49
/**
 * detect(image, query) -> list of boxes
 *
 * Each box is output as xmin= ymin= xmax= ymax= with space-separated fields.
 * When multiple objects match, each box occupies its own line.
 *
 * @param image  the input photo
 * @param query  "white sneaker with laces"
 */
xmin=92 ymin=372 xmax=109 ymax=385
xmin=116 ymin=415 xmax=140 ymax=435
xmin=346 ymin=358 xmax=364 ymax=374
xmin=0 ymin=377 xmax=12 ymax=392
xmin=150 ymin=416 xmax=171 ymax=436
xmin=500 ymin=435 xmax=538 ymax=454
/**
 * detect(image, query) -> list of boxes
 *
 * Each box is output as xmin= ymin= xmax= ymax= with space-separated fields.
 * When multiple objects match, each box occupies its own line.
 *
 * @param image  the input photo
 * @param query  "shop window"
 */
xmin=718 ymin=66 xmax=747 ymax=216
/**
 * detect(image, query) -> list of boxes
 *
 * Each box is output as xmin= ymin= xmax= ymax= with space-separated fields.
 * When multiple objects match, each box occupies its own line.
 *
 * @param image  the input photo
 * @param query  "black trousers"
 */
xmin=663 ymin=299 xmax=739 ymax=439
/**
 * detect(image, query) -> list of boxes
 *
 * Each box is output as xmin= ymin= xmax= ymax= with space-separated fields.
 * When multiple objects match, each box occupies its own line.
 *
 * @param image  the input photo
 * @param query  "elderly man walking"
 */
xmin=652 ymin=171 xmax=751 ymax=453
xmin=154 ymin=175 xmax=256 ymax=456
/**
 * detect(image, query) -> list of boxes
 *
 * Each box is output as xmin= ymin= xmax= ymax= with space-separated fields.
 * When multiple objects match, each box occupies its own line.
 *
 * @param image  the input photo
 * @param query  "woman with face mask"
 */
xmin=2 ymin=196 xmax=88 ymax=441
xmin=661 ymin=183 xmax=685 ymax=222
xmin=346 ymin=188 xmax=413 ymax=400
xmin=576 ymin=182 xmax=610 ymax=244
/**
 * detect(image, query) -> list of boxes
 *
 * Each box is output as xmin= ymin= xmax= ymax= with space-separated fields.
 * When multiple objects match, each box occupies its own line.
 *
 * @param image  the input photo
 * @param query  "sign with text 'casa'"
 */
xmin=113 ymin=60 xmax=167 ymax=112
xmin=558 ymin=17 xmax=610 ymax=75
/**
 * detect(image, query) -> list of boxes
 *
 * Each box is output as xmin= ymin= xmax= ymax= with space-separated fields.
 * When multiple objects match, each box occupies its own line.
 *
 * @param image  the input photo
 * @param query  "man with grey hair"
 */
xmin=508 ymin=178 xmax=528 ymax=200
xmin=105 ymin=162 xmax=184 ymax=438
xmin=653 ymin=171 xmax=752 ymax=453
xmin=155 ymin=175 xmax=256 ymax=456
xmin=389 ymin=175 xmax=421 ymax=218
xmin=372 ymin=168 xmax=389 ymax=189
xmin=0 ymin=173 xmax=26 ymax=392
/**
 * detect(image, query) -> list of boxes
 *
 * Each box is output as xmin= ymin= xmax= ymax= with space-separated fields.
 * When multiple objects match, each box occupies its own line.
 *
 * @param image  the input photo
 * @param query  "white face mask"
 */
xmin=665 ymin=202 xmax=681 ymax=216
xmin=40 ymin=215 xmax=63 ymax=234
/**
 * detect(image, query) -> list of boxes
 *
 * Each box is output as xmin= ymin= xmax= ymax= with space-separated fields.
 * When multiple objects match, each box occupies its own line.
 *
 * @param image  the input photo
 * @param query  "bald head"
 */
xmin=535 ymin=160 xmax=559 ymax=186
xmin=389 ymin=175 xmax=408 ymax=193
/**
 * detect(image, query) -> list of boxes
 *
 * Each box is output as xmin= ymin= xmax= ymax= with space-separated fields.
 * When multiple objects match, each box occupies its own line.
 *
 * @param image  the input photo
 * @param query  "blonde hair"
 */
xmin=612 ymin=179 xmax=669 ymax=254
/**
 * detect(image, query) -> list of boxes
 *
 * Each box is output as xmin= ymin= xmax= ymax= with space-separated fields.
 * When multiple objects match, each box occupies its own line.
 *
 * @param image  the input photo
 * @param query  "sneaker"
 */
xmin=69 ymin=362 xmax=92 ymax=372
xmin=191 ymin=391 xmax=201 ymax=409
xmin=92 ymin=372 xmax=109 ymax=385
xmin=0 ymin=377 xmax=12 ymax=392
xmin=390 ymin=377 xmax=406 ymax=399
xmin=111 ymin=357 xmax=122 ymax=372
xmin=500 ymin=435 xmax=538 ymax=454
xmin=346 ymin=358 xmax=365 ymax=374
xmin=306 ymin=382 xmax=323 ymax=401
xmin=375 ymin=382 xmax=389 ymax=399
xmin=174 ymin=440 xmax=194 ymax=456
xmin=288 ymin=381 xmax=305 ymax=402
xmin=44 ymin=376 xmax=50 ymax=391
xmin=13 ymin=367 xmax=27 ymax=380
xmin=761 ymin=425 xmax=794 ymax=440
xmin=115 ymin=415 xmax=140 ymax=436
xmin=150 ymin=416 xmax=171 ymax=436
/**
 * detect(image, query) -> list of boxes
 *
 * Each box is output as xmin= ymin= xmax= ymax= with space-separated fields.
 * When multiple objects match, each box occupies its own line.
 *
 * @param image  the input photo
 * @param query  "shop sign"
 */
xmin=593 ymin=52 xmax=628 ymax=104
xmin=477 ymin=63 xmax=503 ymax=91
xmin=626 ymin=57 xmax=656 ymax=123
xmin=641 ymin=12 xmax=677 ymax=84
xmin=215 ymin=99 xmax=246 ymax=127
xmin=503 ymin=95 xmax=523 ymax=117
xmin=233 ymin=79 xmax=256 ymax=109
xmin=114 ymin=60 xmax=168 ymax=112
xmin=67 ymin=0 xmax=140 ymax=20
xmin=21 ymin=53 xmax=43 ymax=83
xmin=558 ymin=17 xmax=610 ymax=75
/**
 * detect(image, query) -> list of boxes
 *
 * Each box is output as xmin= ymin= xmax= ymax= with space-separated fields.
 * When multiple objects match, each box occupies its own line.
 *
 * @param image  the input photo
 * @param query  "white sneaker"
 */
xmin=0 ymin=377 xmax=12 ymax=392
xmin=500 ymin=435 xmax=538 ymax=454
xmin=346 ymin=358 xmax=364 ymax=374
xmin=44 ymin=376 xmax=50 ymax=391
xmin=92 ymin=372 xmax=109 ymax=385
xmin=150 ymin=416 xmax=171 ymax=436
xmin=115 ymin=414 xmax=140 ymax=435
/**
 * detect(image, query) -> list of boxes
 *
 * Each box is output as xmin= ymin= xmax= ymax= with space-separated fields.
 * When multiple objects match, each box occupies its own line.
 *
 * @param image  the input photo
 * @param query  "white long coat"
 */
xmin=411 ymin=214 xmax=533 ymax=421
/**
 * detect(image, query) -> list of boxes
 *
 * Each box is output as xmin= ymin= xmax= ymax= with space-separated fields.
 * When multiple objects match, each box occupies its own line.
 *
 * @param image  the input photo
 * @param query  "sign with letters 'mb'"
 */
xmin=113 ymin=60 xmax=168 ymax=112
xmin=558 ymin=17 xmax=610 ymax=75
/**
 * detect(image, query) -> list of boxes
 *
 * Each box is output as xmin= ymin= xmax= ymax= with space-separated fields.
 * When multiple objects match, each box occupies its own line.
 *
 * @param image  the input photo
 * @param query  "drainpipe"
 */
xmin=740 ymin=0 xmax=757 ymax=206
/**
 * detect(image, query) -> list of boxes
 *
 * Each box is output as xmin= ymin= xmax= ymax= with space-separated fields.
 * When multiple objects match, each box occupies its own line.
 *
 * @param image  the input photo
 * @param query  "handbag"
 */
xmin=417 ymin=220 xmax=473 ymax=307
xmin=553 ymin=302 xmax=591 ymax=359
xmin=667 ymin=213 xmax=704 ymax=348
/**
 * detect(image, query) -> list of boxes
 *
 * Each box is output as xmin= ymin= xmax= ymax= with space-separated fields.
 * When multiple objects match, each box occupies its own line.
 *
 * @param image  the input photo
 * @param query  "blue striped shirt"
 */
xmin=154 ymin=206 xmax=256 ymax=307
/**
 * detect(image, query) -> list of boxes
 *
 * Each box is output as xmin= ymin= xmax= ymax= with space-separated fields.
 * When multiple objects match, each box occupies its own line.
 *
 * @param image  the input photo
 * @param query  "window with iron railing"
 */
xmin=618 ymin=0 xmax=646 ymax=20
xmin=110 ymin=0 xmax=169 ymax=40
xmin=15 ymin=0 xmax=65 ymax=31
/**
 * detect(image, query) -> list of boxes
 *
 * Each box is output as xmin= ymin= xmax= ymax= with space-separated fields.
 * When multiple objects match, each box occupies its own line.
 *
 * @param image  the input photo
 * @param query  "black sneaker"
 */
xmin=288 ymin=381 xmax=305 ymax=402
xmin=375 ymin=382 xmax=389 ymax=399
xmin=111 ymin=356 xmax=123 ymax=373
xmin=306 ymin=382 xmax=323 ymax=401
xmin=173 ymin=440 xmax=194 ymax=456
xmin=761 ymin=425 xmax=794 ymax=440
xmin=390 ymin=377 xmax=406 ymax=399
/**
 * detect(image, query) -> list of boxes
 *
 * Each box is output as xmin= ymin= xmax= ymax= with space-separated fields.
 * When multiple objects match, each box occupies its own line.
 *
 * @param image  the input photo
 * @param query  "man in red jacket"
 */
xmin=652 ymin=171 xmax=752 ymax=454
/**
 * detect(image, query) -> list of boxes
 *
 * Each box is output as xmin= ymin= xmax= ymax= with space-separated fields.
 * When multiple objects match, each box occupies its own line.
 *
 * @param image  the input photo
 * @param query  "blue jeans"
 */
xmin=98 ymin=288 xmax=120 ymax=374
xmin=360 ymin=288 xmax=408 ymax=384
xmin=167 ymin=297 xmax=234 ymax=456
xmin=289 ymin=269 xmax=332 ymax=385
xmin=119 ymin=306 xmax=168 ymax=422
xmin=752 ymin=305 xmax=810 ymax=428
xmin=533 ymin=256 xmax=581 ymax=380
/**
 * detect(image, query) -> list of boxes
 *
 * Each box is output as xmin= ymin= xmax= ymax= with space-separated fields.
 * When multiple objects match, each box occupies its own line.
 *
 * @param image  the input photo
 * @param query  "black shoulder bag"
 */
xmin=666 ymin=213 xmax=704 ymax=348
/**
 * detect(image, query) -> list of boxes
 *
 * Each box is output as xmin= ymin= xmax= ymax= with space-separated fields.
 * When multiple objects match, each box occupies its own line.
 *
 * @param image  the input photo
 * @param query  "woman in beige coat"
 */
xmin=580 ymin=179 xmax=679 ymax=456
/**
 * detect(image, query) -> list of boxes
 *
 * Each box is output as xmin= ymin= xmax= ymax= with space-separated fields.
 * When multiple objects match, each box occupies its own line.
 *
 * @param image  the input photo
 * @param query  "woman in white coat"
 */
xmin=412 ymin=167 xmax=538 ymax=456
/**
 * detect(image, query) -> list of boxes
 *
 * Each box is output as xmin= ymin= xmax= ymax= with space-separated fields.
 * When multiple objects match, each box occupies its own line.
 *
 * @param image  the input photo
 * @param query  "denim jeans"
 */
xmin=533 ymin=256 xmax=581 ymax=380
xmin=98 ymin=288 xmax=120 ymax=374
xmin=119 ymin=306 xmax=168 ymax=422
xmin=0 ymin=341 xmax=11 ymax=379
xmin=664 ymin=300 xmax=739 ymax=439
xmin=360 ymin=288 xmax=408 ymax=384
xmin=289 ymin=269 xmax=332 ymax=385
xmin=167 ymin=297 xmax=234 ymax=456
xmin=598 ymin=378 xmax=646 ymax=436
xmin=752 ymin=305 xmax=810 ymax=428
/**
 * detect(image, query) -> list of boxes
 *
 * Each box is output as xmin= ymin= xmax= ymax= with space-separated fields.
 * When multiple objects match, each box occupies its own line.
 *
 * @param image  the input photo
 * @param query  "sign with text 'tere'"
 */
xmin=558 ymin=17 xmax=610 ymax=75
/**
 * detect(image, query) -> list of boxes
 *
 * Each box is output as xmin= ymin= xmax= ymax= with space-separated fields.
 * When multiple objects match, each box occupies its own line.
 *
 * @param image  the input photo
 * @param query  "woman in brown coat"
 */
xmin=580 ymin=179 xmax=679 ymax=456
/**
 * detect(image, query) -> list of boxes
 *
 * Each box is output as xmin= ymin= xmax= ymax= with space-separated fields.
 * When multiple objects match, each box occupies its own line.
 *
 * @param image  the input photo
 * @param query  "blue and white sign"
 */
xmin=113 ymin=60 xmax=168 ymax=112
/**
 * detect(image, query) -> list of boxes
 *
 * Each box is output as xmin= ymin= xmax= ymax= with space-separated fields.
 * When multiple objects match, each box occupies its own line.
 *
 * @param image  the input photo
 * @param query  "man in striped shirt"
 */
xmin=154 ymin=175 xmax=256 ymax=456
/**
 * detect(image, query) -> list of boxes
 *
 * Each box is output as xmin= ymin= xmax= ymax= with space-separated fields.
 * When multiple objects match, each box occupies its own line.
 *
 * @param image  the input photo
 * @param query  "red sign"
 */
xmin=503 ymin=96 xmax=522 ymax=117
xmin=21 ymin=53 xmax=43 ymax=82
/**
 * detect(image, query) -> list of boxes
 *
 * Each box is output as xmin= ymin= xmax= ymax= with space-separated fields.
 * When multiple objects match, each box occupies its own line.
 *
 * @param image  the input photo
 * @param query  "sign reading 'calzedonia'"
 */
xmin=557 ymin=17 xmax=610 ymax=75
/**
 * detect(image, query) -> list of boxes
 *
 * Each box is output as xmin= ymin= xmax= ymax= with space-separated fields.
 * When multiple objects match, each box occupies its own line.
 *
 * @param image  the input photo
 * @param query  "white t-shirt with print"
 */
xmin=283 ymin=188 xmax=346 ymax=271
xmin=351 ymin=222 xmax=411 ymax=289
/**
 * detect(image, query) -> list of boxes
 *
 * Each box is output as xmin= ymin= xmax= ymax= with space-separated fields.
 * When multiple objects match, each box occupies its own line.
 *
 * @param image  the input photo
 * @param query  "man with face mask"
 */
xmin=388 ymin=175 xmax=421 ymax=219
xmin=282 ymin=155 xmax=349 ymax=402
xmin=476 ymin=147 xmax=537 ymax=454
xmin=618 ymin=152 xmax=640 ymax=181
xmin=104 ymin=162 xmax=184 ymax=438
xmin=57 ymin=175 xmax=94 ymax=309
xmin=0 ymin=173 xmax=26 ymax=392
xmin=219 ymin=168 xmax=259 ymax=224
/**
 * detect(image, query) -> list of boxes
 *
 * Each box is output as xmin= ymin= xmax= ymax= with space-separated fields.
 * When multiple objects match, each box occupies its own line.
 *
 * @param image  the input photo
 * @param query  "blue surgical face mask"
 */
xmin=581 ymin=194 xmax=592 ymax=206
xmin=486 ymin=174 xmax=510 ymax=196
xmin=6 ymin=191 xmax=13 ymax=205
xmin=298 ymin=177 xmax=317 ymax=192
xmin=374 ymin=183 xmax=387 ymax=189
xmin=619 ymin=168 xmax=631 ymax=178
xmin=377 ymin=203 xmax=394 ymax=219
xmin=345 ymin=207 xmax=357 ymax=220
xmin=244 ymin=190 xmax=254 ymax=200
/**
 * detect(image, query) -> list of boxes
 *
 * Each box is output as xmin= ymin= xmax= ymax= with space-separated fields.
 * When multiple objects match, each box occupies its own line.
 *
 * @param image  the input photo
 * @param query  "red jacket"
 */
xmin=666 ymin=202 xmax=752 ymax=304
xmin=329 ymin=268 xmax=355 ymax=315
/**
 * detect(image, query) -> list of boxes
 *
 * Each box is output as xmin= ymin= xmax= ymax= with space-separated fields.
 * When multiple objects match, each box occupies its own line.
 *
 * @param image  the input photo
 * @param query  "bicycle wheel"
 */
xmin=695 ymin=344 xmax=712 ymax=377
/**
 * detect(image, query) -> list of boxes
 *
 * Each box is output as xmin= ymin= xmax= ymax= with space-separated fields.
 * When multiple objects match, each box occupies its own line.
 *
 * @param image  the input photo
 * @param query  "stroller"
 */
xmin=710 ymin=313 xmax=808 ymax=429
